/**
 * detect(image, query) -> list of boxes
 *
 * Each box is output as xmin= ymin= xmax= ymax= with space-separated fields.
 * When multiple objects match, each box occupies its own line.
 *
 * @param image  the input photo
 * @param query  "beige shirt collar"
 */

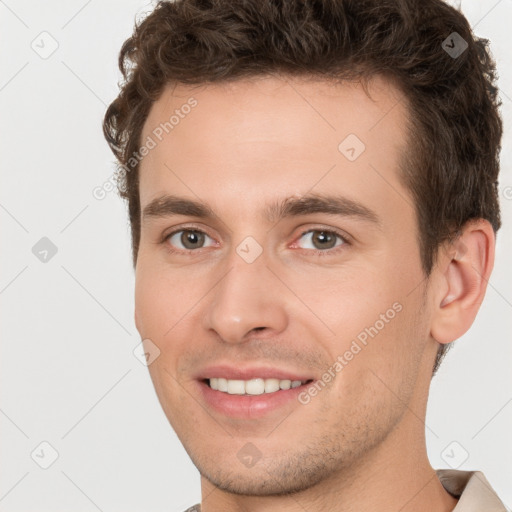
xmin=436 ymin=469 xmax=507 ymax=511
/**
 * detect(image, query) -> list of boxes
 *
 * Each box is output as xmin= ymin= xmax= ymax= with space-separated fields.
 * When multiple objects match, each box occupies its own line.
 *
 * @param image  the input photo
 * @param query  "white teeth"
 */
xmin=208 ymin=377 xmax=309 ymax=395
xmin=264 ymin=378 xmax=280 ymax=393
xmin=279 ymin=380 xmax=291 ymax=390
xmin=227 ymin=379 xmax=245 ymax=395
xmin=245 ymin=378 xmax=265 ymax=395
xmin=217 ymin=378 xmax=228 ymax=392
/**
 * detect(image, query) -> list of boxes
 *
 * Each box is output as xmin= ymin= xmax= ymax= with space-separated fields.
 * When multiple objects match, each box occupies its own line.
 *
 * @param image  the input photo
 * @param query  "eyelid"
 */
xmin=161 ymin=222 xmax=214 ymax=238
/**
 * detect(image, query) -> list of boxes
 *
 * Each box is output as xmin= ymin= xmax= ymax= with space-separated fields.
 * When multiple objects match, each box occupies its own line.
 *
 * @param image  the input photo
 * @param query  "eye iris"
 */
xmin=312 ymin=231 xmax=336 ymax=249
xmin=181 ymin=230 xmax=204 ymax=249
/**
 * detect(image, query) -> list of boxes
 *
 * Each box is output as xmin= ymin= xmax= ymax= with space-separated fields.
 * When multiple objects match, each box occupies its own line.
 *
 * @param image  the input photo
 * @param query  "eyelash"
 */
xmin=161 ymin=225 xmax=350 ymax=257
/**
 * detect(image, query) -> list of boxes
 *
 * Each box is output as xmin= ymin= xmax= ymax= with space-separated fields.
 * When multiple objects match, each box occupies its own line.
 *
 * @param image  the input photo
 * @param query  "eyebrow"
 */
xmin=142 ymin=193 xmax=381 ymax=227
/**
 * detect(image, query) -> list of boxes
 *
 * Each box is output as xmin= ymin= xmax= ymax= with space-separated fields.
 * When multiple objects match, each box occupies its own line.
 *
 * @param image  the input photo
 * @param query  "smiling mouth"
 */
xmin=203 ymin=377 xmax=314 ymax=395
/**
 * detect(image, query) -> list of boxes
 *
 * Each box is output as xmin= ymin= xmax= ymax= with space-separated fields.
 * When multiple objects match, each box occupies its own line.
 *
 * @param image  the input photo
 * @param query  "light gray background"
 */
xmin=1 ymin=1 xmax=511 ymax=510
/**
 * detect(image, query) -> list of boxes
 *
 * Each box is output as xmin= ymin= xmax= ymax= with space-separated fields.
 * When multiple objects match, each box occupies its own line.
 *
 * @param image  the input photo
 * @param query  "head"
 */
xmin=103 ymin=0 xmax=502 ymax=499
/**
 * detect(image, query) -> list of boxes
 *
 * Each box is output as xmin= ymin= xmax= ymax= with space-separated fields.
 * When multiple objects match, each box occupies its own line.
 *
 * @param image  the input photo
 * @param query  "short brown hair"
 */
xmin=103 ymin=0 xmax=503 ymax=375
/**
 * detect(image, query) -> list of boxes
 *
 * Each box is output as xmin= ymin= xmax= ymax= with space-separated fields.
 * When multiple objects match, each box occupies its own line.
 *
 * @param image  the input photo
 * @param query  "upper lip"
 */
xmin=195 ymin=364 xmax=315 ymax=382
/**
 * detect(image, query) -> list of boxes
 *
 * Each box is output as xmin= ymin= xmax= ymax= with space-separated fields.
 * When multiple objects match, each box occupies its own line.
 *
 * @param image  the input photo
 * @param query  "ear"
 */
xmin=430 ymin=219 xmax=495 ymax=344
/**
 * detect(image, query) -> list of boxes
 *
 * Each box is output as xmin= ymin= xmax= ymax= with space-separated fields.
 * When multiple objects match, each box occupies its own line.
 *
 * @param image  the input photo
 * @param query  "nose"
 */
xmin=202 ymin=251 xmax=289 ymax=344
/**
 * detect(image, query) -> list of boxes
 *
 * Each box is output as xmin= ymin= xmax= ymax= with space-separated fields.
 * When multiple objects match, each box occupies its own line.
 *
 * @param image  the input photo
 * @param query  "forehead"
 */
xmin=138 ymin=74 xmax=412 ymax=222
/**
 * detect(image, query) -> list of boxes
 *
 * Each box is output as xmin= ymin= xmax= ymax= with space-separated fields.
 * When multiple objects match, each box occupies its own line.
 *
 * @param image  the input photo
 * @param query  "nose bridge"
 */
xmin=203 ymin=244 xmax=288 ymax=344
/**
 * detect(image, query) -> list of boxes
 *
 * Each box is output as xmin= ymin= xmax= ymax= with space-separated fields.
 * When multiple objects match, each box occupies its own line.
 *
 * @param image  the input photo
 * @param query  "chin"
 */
xmin=192 ymin=449 xmax=336 ymax=497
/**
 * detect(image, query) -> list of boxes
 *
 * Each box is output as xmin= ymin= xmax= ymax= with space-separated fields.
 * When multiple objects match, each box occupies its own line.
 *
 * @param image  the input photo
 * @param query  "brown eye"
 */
xmin=166 ymin=229 xmax=213 ymax=250
xmin=181 ymin=230 xmax=204 ymax=249
xmin=297 ymin=230 xmax=346 ymax=251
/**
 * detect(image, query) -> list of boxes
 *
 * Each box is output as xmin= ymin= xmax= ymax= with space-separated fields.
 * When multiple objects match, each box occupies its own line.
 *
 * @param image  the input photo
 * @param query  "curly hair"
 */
xmin=103 ymin=0 xmax=503 ymax=375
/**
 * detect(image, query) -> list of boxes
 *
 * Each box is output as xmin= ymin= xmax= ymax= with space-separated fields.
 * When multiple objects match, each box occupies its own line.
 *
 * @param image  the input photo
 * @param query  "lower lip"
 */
xmin=196 ymin=380 xmax=314 ymax=419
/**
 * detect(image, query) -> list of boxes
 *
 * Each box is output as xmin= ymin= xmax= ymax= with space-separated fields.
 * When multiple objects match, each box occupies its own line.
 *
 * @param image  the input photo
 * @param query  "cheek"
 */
xmin=134 ymin=273 xmax=167 ymax=339
xmin=135 ymin=267 xmax=199 ymax=421
xmin=344 ymin=291 xmax=430 ymax=409
xmin=134 ymin=259 xmax=196 ymax=339
xmin=283 ymin=261 xmax=394 ymax=341
xmin=292 ymin=259 xmax=426 ymax=380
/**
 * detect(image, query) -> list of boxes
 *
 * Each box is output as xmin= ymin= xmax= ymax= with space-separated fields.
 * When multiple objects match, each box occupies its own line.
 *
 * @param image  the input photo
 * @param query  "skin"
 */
xmin=134 ymin=74 xmax=495 ymax=511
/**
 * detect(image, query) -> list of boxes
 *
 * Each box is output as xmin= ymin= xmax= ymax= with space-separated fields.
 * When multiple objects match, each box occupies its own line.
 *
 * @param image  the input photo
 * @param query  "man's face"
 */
xmin=135 ymin=75 xmax=437 ymax=495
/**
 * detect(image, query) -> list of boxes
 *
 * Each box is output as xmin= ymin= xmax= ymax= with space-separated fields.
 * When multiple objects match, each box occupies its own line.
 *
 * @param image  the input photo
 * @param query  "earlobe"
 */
xmin=430 ymin=219 xmax=495 ymax=344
